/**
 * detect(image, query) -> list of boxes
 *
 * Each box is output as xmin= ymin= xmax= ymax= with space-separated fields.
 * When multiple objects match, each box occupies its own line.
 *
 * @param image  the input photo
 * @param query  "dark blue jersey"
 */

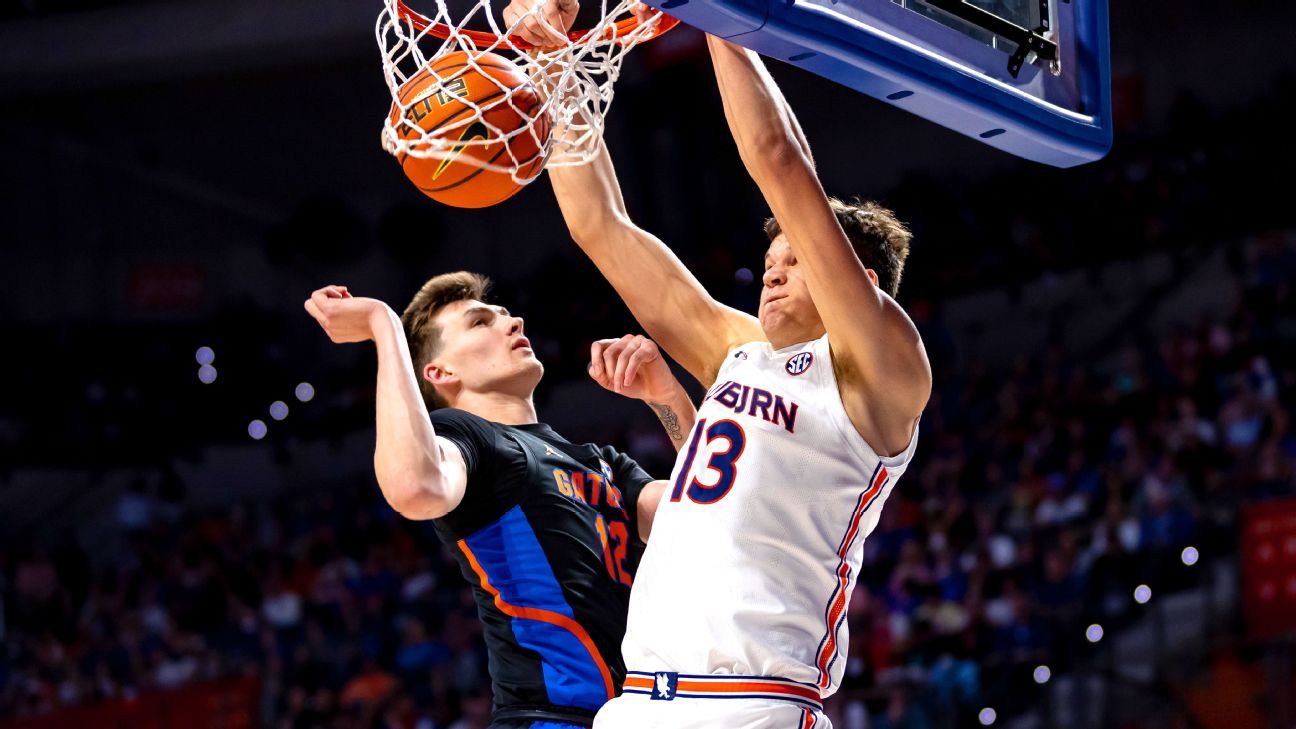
xmin=429 ymin=409 xmax=653 ymax=726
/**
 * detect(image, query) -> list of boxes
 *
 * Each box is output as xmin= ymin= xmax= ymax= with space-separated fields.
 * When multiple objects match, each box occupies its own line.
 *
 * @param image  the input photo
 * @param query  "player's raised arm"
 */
xmin=546 ymin=133 xmax=763 ymax=387
xmin=305 ymin=286 xmax=468 ymax=520
xmin=706 ymin=36 xmax=931 ymax=451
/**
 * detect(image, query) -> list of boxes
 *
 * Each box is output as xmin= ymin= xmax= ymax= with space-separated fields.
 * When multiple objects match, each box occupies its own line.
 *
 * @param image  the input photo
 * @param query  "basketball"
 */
xmin=389 ymin=51 xmax=550 ymax=209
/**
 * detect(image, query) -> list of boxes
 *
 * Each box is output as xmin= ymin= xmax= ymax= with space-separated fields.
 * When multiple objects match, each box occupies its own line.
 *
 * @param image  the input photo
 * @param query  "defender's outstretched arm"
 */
xmin=306 ymin=286 xmax=469 ymax=520
xmin=706 ymin=37 xmax=930 ymax=448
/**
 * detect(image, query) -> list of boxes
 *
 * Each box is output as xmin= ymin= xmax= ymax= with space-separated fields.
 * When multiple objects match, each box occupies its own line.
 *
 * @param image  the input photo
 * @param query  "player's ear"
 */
xmin=864 ymin=268 xmax=880 ymax=289
xmin=426 ymin=361 xmax=457 ymax=387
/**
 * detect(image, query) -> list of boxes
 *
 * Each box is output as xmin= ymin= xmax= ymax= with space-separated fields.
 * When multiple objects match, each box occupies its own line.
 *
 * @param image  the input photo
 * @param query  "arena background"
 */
xmin=2 ymin=0 xmax=1295 ymax=727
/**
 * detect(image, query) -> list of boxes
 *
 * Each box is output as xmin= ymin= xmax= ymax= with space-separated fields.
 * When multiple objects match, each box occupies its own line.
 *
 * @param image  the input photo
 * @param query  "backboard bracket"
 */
xmin=921 ymin=0 xmax=1057 ymax=79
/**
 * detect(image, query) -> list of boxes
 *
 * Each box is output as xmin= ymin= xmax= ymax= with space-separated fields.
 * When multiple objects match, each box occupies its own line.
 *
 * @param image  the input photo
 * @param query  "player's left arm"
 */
xmin=589 ymin=334 xmax=694 ymax=541
xmin=706 ymin=37 xmax=931 ymax=448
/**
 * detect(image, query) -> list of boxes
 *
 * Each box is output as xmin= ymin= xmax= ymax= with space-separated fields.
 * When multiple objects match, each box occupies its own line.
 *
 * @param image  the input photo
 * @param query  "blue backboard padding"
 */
xmin=647 ymin=0 xmax=1112 ymax=167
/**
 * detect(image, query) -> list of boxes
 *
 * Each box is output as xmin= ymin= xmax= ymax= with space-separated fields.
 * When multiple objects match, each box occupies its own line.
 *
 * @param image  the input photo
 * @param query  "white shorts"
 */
xmin=593 ymin=672 xmax=831 ymax=729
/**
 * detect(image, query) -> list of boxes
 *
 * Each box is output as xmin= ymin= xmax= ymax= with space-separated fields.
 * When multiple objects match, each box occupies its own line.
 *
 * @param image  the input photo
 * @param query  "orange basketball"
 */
xmin=389 ymin=51 xmax=550 ymax=209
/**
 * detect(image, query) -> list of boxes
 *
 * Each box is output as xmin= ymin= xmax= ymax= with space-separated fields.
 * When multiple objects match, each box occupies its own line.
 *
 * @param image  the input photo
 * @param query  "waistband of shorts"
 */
xmin=622 ymin=670 xmax=823 ymax=711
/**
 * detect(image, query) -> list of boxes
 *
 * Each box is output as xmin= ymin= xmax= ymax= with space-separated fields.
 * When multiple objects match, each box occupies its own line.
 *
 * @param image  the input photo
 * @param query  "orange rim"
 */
xmin=394 ymin=0 xmax=679 ymax=50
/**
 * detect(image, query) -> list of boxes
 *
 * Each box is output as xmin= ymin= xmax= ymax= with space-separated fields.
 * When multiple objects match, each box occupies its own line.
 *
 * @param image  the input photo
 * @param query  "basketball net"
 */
xmin=376 ymin=0 xmax=676 ymax=183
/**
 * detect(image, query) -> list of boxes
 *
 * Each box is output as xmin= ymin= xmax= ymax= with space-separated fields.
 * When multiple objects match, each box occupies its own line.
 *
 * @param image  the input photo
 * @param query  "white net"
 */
xmin=376 ymin=0 xmax=673 ymax=184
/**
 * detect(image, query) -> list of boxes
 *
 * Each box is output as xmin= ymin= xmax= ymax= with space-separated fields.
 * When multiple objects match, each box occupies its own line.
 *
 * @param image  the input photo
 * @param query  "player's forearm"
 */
xmin=706 ymin=36 xmax=814 ymax=179
xmin=552 ymin=157 xmax=720 ymax=380
xmin=646 ymin=385 xmax=697 ymax=451
xmin=370 ymin=309 xmax=453 ymax=515
xmin=548 ymin=139 xmax=630 ymax=242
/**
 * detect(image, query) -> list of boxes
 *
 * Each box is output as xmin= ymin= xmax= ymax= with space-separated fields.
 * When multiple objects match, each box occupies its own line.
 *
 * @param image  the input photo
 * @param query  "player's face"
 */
xmin=428 ymin=299 xmax=543 ymax=400
xmin=759 ymin=237 xmax=826 ymax=345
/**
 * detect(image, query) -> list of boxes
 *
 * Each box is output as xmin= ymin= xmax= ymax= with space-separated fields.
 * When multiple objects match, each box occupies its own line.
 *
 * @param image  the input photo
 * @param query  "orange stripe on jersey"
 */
xmin=624 ymin=675 xmax=654 ymax=691
xmin=801 ymin=707 xmax=818 ymax=728
xmin=815 ymin=466 xmax=888 ymax=688
xmin=459 ymin=539 xmax=615 ymax=700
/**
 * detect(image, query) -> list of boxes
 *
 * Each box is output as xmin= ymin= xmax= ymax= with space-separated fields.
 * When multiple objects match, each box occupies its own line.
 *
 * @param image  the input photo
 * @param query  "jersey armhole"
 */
xmin=817 ymin=335 xmax=920 ymax=472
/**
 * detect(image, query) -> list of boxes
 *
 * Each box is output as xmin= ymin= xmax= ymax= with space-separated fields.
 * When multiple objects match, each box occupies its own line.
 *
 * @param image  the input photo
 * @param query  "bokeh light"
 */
xmin=197 ymin=365 xmax=217 ymax=384
xmin=269 ymin=401 xmax=289 ymax=421
xmin=248 ymin=420 xmax=268 ymax=440
xmin=295 ymin=382 xmax=315 ymax=403
xmin=195 ymin=346 xmax=215 ymax=365
xmin=1134 ymin=585 xmax=1152 ymax=604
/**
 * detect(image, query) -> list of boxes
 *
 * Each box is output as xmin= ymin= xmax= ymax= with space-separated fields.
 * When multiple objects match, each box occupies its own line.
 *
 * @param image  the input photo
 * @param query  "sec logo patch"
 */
xmin=786 ymin=351 xmax=814 ymax=376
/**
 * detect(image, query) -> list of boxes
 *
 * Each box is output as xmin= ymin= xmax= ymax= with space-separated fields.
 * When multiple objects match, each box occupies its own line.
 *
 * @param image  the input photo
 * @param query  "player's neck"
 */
xmin=766 ymin=325 xmax=825 ymax=351
xmin=455 ymin=390 xmax=539 ymax=426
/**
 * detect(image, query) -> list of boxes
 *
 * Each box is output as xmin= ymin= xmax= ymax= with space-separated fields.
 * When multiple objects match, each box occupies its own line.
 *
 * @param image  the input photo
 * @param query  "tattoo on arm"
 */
xmin=649 ymin=402 xmax=685 ymax=445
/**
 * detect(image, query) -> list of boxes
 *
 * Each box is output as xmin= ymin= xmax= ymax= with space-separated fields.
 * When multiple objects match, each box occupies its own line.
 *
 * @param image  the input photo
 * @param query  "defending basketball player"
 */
xmin=303 ymin=275 xmax=695 ymax=729
xmin=537 ymin=14 xmax=933 ymax=729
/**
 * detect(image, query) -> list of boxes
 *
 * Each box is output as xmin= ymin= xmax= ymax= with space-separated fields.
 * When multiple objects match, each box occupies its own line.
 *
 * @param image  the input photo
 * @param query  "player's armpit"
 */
xmin=636 ymin=480 xmax=668 ymax=543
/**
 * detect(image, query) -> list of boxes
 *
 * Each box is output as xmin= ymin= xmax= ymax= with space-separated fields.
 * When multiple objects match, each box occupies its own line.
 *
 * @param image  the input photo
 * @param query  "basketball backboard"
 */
xmin=646 ymin=0 xmax=1112 ymax=167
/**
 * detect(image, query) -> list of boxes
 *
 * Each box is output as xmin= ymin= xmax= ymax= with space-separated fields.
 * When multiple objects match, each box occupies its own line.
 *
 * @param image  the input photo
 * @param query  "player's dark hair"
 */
xmin=401 ymin=271 xmax=491 ymax=410
xmin=764 ymin=198 xmax=912 ymax=298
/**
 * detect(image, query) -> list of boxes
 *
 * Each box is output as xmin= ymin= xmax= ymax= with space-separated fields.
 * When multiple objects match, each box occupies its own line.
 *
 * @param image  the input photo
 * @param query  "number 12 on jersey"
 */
xmin=669 ymin=418 xmax=747 ymax=505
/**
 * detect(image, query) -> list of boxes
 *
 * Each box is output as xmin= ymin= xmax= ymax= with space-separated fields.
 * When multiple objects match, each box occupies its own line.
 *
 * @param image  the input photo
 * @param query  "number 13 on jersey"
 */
xmin=669 ymin=418 xmax=747 ymax=505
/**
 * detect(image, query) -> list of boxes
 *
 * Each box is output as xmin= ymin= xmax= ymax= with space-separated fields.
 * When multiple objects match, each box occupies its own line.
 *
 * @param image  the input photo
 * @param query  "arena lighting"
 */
xmin=197 ymin=365 xmax=217 ymax=384
xmin=295 ymin=382 xmax=315 ymax=403
xmin=1182 ymin=546 xmax=1200 ymax=566
xmin=734 ymin=268 xmax=755 ymax=285
xmin=1086 ymin=624 xmax=1104 ymax=643
xmin=1033 ymin=665 xmax=1051 ymax=684
xmin=195 ymin=346 xmax=215 ymax=365
xmin=248 ymin=420 xmax=268 ymax=440
xmin=269 ymin=401 xmax=289 ymax=421
xmin=978 ymin=708 xmax=997 ymax=726
xmin=1134 ymin=585 xmax=1152 ymax=604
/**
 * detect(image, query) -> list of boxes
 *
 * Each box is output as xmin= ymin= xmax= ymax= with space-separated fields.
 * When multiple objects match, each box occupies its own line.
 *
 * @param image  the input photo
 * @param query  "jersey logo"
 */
xmin=734 ymin=350 xmax=748 ymax=360
xmin=651 ymin=672 xmax=678 ymax=700
xmin=598 ymin=458 xmax=614 ymax=483
xmin=544 ymin=444 xmax=561 ymax=458
xmin=786 ymin=351 xmax=814 ymax=376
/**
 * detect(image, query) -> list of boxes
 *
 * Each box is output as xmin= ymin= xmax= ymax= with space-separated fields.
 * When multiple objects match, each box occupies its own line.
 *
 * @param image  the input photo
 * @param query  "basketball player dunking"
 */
xmin=530 ymin=9 xmax=934 ymax=727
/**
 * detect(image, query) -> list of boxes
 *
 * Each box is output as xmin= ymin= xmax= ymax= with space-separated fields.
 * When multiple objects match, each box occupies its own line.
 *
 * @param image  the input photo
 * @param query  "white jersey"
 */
xmin=622 ymin=334 xmax=918 ymax=698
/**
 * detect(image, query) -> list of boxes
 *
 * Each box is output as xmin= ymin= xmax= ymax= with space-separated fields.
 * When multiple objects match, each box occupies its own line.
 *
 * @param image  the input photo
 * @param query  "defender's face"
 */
xmin=759 ymin=237 xmax=824 ymax=343
xmin=428 ymin=299 xmax=543 ymax=399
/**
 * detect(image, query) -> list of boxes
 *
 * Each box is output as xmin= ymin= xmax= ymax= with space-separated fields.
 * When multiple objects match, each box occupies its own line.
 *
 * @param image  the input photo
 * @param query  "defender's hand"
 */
xmin=304 ymin=286 xmax=394 ymax=344
xmin=589 ymin=335 xmax=680 ymax=403
xmin=502 ymin=0 xmax=577 ymax=48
